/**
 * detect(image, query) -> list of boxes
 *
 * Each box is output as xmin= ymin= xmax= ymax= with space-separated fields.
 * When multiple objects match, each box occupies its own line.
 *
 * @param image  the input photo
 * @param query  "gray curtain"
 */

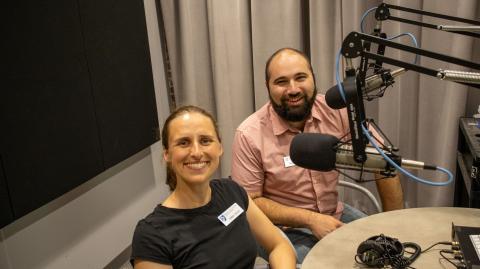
xmin=158 ymin=0 xmax=480 ymax=212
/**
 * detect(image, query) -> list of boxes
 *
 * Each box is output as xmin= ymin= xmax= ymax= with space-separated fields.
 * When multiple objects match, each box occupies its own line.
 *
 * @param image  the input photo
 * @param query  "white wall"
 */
xmin=0 ymin=1 xmax=170 ymax=268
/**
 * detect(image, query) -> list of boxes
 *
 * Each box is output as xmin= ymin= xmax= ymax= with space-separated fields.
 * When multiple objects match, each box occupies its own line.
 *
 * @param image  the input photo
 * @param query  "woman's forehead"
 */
xmin=169 ymin=112 xmax=216 ymax=134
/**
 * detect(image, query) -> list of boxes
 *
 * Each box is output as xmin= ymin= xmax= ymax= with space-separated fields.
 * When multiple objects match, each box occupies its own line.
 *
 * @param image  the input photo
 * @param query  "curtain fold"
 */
xmin=250 ymin=0 xmax=305 ymax=108
xmin=206 ymin=0 xmax=255 ymax=176
xmin=158 ymin=0 xmax=480 ymax=210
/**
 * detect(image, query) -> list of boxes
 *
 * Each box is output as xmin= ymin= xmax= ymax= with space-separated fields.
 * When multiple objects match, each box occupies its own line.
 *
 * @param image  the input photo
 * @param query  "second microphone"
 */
xmin=289 ymin=133 xmax=435 ymax=174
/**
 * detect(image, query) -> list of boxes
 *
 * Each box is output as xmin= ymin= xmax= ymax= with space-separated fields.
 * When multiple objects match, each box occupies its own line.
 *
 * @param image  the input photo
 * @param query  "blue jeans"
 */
xmin=257 ymin=204 xmax=367 ymax=264
xmin=340 ymin=203 xmax=368 ymax=223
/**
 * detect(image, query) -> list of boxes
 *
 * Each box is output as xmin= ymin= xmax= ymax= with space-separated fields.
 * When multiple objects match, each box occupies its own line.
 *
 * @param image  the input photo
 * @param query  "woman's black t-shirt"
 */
xmin=131 ymin=178 xmax=258 ymax=269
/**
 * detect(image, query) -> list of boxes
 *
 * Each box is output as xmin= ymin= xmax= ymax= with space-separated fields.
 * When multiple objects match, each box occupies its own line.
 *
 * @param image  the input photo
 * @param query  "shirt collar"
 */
xmin=310 ymin=100 xmax=322 ymax=122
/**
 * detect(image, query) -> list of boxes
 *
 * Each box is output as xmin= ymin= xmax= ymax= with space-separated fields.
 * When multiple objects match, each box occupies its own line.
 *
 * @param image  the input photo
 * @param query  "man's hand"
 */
xmin=306 ymin=211 xmax=343 ymax=239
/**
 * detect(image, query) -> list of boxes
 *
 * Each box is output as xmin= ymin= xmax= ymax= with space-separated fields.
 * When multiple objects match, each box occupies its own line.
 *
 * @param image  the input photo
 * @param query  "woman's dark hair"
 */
xmin=161 ymin=105 xmax=221 ymax=191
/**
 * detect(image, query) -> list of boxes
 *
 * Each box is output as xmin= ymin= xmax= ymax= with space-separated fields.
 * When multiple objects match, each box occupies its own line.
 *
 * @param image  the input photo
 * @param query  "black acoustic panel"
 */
xmin=1 ymin=1 xmax=104 ymax=219
xmin=78 ymin=0 xmax=159 ymax=169
xmin=0 ymin=157 xmax=13 ymax=228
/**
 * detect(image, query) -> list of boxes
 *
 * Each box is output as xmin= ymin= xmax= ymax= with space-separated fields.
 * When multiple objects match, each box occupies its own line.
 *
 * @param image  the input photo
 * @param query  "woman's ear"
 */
xmin=163 ymin=149 xmax=170 ymax=162
xmin=219 ymin=144 xmax=224 ymax=156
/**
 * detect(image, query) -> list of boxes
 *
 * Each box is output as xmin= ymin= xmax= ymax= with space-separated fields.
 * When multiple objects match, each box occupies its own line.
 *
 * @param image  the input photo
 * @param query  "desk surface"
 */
xmin=301 ymin=207 xmax=480 ymax=269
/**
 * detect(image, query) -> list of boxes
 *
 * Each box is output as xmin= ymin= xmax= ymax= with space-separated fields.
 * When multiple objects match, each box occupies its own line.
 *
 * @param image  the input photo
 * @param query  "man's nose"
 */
xmin=286 ymin=80 xmax=301 ymax=94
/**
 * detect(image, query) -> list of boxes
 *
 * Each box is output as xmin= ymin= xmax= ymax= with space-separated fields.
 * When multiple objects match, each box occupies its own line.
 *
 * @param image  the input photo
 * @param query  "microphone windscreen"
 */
xmin=290 ymin=133 xmax=339 ymax=171
xmin=325 ymin=84 xmax=347 ymax=109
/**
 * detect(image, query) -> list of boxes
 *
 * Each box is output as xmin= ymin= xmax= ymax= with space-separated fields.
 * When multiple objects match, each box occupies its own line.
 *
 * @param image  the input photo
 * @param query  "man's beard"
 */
xmin=270 ymin=88 xmax=317 ymax=122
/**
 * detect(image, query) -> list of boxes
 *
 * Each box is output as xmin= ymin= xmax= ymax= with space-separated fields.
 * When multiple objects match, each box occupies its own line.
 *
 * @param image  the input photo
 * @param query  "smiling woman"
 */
xmin=130 ymin=105 xmax=296 ymax=269
xmin=161 ymin=106 xmax=222 ymax=192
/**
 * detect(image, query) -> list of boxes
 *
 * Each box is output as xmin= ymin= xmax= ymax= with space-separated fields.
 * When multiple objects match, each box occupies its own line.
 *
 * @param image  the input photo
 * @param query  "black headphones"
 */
xmin=356 ymin=234 xmax=421 ymax=268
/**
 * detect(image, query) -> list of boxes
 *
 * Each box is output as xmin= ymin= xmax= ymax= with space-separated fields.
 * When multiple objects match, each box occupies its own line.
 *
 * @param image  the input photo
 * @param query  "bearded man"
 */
xmin=231 ymin=48 xmax=404 ymax=263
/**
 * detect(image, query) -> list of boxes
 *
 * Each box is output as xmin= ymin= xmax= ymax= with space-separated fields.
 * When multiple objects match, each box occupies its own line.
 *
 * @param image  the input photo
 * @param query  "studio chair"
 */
xmin=338 ymin=180 xmax=382 ymax=214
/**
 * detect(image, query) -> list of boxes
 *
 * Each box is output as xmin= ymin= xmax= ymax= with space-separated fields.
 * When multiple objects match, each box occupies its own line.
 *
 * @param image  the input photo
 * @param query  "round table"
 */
xmin=301 ymin=207 xmax=480 ymax=268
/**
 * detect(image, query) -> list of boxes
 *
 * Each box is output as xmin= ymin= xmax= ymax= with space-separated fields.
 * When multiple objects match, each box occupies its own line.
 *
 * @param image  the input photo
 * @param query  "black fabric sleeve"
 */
xmin=225 ymin=177 xmax=249 ymax=210
xmin=130 ymin=219 xmax=172 ymax=266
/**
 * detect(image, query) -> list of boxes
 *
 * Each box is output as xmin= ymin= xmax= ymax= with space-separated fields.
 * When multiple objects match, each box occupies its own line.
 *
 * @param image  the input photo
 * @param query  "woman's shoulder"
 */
xmin=210 ymin=178 xmax=249 ymax=208
xmin=132 ymin=207 xmax=186 ymax=248
xmin=131 ymin=209 xmax=175 ymax=266
xmin=210 ymin=177 xmax=243 ymax=192
xmin=134 ymin=208 xmax=164 ymax=233
xmin=134 ymin=205 xmax=179 ymax=232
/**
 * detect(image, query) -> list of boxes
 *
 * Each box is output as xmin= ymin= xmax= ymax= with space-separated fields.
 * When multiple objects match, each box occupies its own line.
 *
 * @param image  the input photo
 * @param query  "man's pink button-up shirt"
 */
xmin=231 ymin=95 xmax=349 ymax=218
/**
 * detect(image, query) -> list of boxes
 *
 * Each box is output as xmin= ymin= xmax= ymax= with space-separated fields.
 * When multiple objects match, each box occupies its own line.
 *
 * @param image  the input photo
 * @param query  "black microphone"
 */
xmin=289 ymin=133 xmax=436 ymax=173
xmin=325 ymin=68 xmax=406 ymax=109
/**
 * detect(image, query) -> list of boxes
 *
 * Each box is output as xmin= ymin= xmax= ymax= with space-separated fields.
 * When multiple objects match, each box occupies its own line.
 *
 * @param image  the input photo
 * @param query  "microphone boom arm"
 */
xmin=336 ymin=4 xmax=480 ymax=167
xmin=338 ymin=27 xmax=480 ymax=163
xmin=341 ymin=31 xmax=480 ymax=88
xmin=342 ymin=73 xmax=368 ymax=163
xmin=375 ymin=3 xmax=480 ymax=39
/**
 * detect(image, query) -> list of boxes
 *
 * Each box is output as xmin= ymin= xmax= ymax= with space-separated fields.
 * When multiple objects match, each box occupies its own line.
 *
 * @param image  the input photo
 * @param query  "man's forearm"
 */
xmin=375 ymin=174 xmax=404 ymax=211
xmin=252 ymin=196 xmax=315 ymax=228
xmin=252 ymin=195 xmax=344 ymax=239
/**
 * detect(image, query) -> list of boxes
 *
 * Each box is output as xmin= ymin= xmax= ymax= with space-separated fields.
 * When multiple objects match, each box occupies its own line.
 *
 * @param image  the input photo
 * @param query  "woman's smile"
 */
xmin=184 ymin=161 xmax=210 ymax=170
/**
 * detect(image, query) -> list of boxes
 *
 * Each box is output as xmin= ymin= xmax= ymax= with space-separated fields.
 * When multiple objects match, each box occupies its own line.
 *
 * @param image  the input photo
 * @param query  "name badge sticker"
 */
xmin=218 ymin=203 xmax=244 ymax=226
xmin=284 ymin=156 xmax=295 ymax=168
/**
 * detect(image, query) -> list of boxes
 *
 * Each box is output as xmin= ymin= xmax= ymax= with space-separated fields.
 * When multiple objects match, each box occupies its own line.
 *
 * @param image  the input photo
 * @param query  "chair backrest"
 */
xmin=338 ymin=180 xmax=382 ymax=213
